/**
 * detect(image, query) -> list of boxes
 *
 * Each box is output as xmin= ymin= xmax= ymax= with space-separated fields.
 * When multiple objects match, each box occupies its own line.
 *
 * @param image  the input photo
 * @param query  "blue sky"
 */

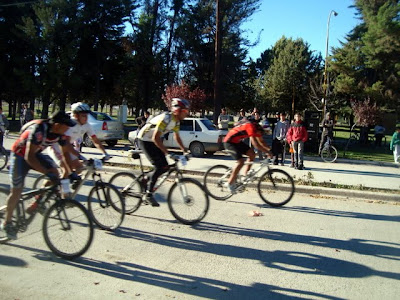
xmin=242 ymin=0 xmax=361 ymax=60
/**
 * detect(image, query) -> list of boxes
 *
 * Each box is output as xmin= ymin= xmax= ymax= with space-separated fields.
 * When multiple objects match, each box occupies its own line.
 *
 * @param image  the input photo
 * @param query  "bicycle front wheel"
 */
xmin=168 ymin=178 xmax=209 ymax=225
xmin=258 ymin=169 xmax=295 ymax=207
xmin=0 ymin=188 xmax=10 ymax=243
xmin=87 ymin=182 xmax=125 ymax=231
xmin=203 ymin=165 xmax=233 ymax=200
xmin=109 ymin=171 xmax=143 ymax=214
xmin=43 ymin=199 xmax=94 ymax=259
xmin=32 ymin=174 xmax=49 ymax=189
xmin=321 ymin=146 xmax=338 ymax=163
xmin=0 ymin=148 xmax=8 ymax=171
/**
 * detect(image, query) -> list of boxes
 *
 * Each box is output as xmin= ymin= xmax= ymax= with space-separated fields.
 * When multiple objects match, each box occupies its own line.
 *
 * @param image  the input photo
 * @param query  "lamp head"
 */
xmin=333 ymin=11 xmax=338 ymax=17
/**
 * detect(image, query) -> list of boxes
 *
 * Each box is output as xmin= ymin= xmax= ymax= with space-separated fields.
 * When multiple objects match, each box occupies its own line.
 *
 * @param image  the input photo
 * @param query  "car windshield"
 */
xmin=90 ymin=112 xmax=113 ymax=121
xmin=200 ymin=119 xmax=218 ymax=131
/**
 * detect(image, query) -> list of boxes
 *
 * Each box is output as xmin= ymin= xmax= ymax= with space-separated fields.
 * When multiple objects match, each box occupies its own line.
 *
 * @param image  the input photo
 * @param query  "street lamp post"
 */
xmin=323 ymin=10 xmax=338 ymax=118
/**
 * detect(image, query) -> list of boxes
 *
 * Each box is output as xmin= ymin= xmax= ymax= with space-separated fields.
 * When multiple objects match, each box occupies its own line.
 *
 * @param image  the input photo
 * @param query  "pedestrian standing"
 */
xmin=286 ymin=113 xmax=308 ymax=170
xmin=0 ymin=107 xmax=9 ymax=149
xmin=218 ymin=108 xmax=230 ymax=130
xmin=272 ymin=112 xmax=290 ymax=165
xmin=390 ymin=125 xmax=400 ymax=164
xmin=374 ymin=122 xmax=386 ymax=147
xmin=319 ymin=112 xmax=335 ymax=154
xmin=238 ymin=109 xmax=246 ymax=122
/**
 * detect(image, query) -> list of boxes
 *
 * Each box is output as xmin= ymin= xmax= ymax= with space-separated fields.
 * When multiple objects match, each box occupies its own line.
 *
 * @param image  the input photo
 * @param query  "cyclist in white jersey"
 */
xmin=49 ymin=102 xmax=110 ymax=173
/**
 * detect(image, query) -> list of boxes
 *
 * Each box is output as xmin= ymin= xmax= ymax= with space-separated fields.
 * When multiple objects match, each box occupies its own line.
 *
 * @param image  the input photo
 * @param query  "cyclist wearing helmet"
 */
xmin=1 ymin=111 xmax=77 ymax=240
xmin=223 ymin=117 xmax=272 ymax=193
xmin=50 ymin=102 xmax=109 ymax=174
xmin=137 ymin=98 xmax=190 ymax=207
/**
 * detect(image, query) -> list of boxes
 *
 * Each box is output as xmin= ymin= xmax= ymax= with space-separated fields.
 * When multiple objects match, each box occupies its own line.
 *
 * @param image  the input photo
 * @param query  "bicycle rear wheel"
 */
xmin=109 ymin=171 xmax=143 ymax=214
xmin=168 ymin=178 xmax=209 ymax=225
xmin=87 ymin=182 xmax=125 ymax=231
xmin=43 ymin=199 xmax=94 ymax=259
xmin=203 ymin=165 xmax=233 ymax=200
xmin=321 ymin=146 xmax=338 ymax=163
xmin=0 ymin=147 xmax=8 ymax=171
xmin=258 ymin=169 xmax=295 ymax=207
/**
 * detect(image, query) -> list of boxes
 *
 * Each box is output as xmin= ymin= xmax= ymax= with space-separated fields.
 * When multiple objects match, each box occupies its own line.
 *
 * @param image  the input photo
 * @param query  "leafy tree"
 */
xmin=254 ymin=36 xmax=320 ymax=116
xmin=332 ymin=0 xmax=400 ymax=114
xmin=162 ymin=81 xmax=206 ymax=114
xmin=351 ymin=98 xmax=382 ymax=143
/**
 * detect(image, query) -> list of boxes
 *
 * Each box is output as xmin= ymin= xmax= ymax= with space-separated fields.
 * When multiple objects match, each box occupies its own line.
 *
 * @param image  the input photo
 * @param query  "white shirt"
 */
xmin=65 ymin=121 xmax=95 ymax=143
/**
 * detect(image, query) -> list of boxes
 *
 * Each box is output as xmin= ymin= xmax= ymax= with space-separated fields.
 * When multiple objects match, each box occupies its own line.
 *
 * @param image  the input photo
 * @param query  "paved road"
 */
xmin=0 ymin=170 xmax=399 ymax=299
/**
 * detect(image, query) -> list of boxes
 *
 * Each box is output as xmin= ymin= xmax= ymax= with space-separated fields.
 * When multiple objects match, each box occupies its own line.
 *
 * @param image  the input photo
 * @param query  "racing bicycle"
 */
xmin=203 ymin=158 xmax=295 ymax=207
xmin=109 ymin=150 xmax=209 ymax=225
xmin=33 ymin=157 xmax=125 ymax=231
xmin=0 ymin=181 xmax=94 ymax=259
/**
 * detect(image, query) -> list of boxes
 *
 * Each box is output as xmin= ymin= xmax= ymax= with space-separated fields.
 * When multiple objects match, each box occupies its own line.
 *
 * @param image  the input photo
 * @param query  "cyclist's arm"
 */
xmin=25 ymin=142 xmax=51 ymax=174
xmin=250 ymin=136 xmax=272 ymax=155
xmin=173 ymin=132 xmax=185 ymax=153
xmin=152 ymin=130 xmax=169 ymax=155
xmin=91 ymin=135 xmax=107 ymax=154
xmin=64 ymin=136 xmax=80 ymax=157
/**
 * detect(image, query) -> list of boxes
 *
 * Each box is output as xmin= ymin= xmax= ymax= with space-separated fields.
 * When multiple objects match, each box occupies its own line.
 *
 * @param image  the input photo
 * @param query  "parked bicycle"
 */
xmin=320 ymin=136 xmax=338 ymax=163
xmin=33 ymin=157 xmax=125 ymax=231
xmin=203 ymin=158 xmax=295 ymax=207
xmin=0 ymin=181 xmax=94 ymax=259
xmin=109 ymin=150 xmax=209 ymax=225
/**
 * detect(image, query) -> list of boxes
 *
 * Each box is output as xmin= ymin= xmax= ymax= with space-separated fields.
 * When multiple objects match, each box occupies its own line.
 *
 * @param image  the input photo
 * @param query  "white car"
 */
xmin=128 ymin=117 xmax=226 ymax=157
xmin=69 ymin=111 xmax=125 ymax=148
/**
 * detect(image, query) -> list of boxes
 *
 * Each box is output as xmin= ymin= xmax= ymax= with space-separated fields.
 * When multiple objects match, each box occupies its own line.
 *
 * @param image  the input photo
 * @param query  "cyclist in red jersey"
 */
xmin=223 ymin=117 xmax=272 ymax=193
xmin=1 ymin=111 xmax=76 ymax=240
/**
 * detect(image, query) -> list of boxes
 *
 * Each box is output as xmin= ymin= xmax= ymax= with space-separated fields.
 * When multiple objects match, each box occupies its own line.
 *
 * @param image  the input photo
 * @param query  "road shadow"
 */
xmin=0 ymin=254 xmax=27 ymax=267
xmin=305 ymin=167 xmax=400 ymax=179
xmin=279 ymin=205 xmax=400 ymax=223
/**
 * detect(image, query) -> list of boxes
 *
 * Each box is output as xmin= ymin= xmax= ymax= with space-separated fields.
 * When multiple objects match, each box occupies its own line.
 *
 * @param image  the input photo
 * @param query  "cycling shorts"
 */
xmin=9 ymin=152 xmax=57 ymax=189
xmin=224 ymin=142 xmax=250 ymax=160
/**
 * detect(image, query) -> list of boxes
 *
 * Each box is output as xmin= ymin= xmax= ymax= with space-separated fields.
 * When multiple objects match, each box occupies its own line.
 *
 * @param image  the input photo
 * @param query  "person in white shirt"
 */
xmin=49 ymin=102 xmax=110 ymax=173
xmin=218 ymin=108 xmax=230 ymax=130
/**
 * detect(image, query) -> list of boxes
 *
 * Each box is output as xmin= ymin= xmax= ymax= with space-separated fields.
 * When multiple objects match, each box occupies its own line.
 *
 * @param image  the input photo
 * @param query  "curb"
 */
xmin=102 ymin=162 xmax=400 ymax=203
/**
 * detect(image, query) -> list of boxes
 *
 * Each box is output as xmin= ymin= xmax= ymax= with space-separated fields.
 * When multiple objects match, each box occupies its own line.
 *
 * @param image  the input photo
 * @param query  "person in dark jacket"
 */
xmin=319 ymin=112 xmax=334 ymax=154
xmin=286 ymin=113 xmax=308 ymax=170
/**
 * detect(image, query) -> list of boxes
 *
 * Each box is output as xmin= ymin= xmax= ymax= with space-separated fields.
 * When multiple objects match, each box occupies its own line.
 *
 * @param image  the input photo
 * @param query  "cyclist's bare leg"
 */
xmin=243 ymin=148 xmax=256 ymax=175
xmin=227 ymin=158 xmax=244 ymax=185
xmin=4 ymin=187 xmax=23 ymax=223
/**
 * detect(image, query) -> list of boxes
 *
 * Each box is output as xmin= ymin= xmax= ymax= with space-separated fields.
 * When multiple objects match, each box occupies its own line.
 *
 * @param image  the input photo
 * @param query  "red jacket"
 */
xmin=286 ymin=121 xmax=308 ymax=143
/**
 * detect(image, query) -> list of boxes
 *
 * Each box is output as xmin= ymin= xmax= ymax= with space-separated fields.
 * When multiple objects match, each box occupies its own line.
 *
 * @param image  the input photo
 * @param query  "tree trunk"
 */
xmin=360 ymin=126 xmax=369 ymax=144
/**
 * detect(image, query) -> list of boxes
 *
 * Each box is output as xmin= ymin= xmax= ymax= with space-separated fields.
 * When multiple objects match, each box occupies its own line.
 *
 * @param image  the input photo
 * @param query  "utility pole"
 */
xmin=213 ymin=0 xmax=222 ymax=125
xmin=323 ymin=10 xmax=338 ymax=118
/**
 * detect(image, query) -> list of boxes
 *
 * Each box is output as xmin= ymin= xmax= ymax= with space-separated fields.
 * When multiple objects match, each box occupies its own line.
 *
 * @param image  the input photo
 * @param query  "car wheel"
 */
xmin=106 ymin=140 xmax=118 ymax=147
xmin=83 ymin=134 xmax=95 ymax=148
xmin=189 ymin=142 xmax=205 ymax=157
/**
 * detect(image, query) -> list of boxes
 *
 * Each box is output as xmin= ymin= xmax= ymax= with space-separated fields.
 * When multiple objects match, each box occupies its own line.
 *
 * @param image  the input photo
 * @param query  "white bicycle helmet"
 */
xmin=71 ymin=102 xmax=91 ymax=113
xmin=171 ymin=98 xmax=190 ymax=112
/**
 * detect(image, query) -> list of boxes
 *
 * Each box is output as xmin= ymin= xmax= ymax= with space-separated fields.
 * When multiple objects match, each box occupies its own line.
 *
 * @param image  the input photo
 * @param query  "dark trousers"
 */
xmin=139 ymin=140 xmax=169 ymax=193
xmin=272 ymin=138 xmax=285 ymax=163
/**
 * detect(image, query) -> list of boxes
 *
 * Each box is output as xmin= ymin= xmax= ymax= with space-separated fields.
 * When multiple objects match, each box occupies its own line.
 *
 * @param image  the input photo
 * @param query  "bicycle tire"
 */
xmin=0 ymin=148 xmax=8 ymax=171
xmin=32 ymin=174 xmax=48 ymax=189
xmin=168 ymin=178 xmax=209 ymax=225
xmin=43 ymin=199 xmax=94 ymax=259
xmin=109 ymin=171 xmax=143 ymax=214
xmin=321 ymin=145 xmax=338 ymax=163
xmin=203 ymin=165 xmax=233 ymax=200
xmin=0 ymin=188 xmax=10 ymax=243
xmin=87 ymin=182 xmax=125 ymax=231
xmin=257 ymin=169 xmax=295 ymax=207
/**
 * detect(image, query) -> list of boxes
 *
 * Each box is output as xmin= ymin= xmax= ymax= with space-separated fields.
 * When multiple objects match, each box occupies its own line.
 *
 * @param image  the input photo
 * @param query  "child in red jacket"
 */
xmin=286 ymin=113 xmax=308 ymax=170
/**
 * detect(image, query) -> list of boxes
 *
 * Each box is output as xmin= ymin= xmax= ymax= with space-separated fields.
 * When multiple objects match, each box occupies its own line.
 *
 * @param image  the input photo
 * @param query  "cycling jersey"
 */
xmin=137 ymin=112 xmax=180 ymax=142
xmin=64 ymin=120 xmax=95 ymax=143
xmin=223 ymin=122 xmax=261 ymax=144
xmin=11 ymin=122 xmax=67 ymax=157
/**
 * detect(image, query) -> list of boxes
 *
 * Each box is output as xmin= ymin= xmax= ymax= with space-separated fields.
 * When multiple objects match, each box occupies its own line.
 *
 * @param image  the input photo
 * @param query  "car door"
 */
xmin=167 ymin=119 xmax=196 ymax=149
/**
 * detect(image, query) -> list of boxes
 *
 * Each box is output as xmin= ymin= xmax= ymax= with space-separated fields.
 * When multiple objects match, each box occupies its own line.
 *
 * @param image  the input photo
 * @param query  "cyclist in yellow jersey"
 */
xmin=137 ymin=98 xmax=190 ymax=206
